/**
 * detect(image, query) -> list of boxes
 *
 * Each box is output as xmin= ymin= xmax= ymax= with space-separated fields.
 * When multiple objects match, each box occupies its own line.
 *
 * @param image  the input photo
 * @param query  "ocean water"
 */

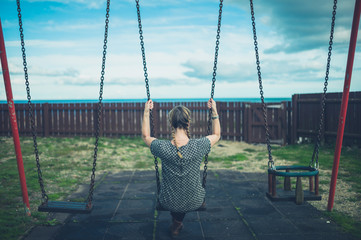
xmin=2 ymin=98 xmax=291 ymax=104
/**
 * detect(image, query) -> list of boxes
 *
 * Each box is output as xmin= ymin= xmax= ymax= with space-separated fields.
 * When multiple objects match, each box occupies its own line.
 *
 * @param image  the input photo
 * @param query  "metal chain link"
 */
xmin=203 ymin=0 xmax=223 ymax=188
xmin=249 ymin=0 xmax=274 ymax=169
xmin=135 ymin=0 xmax=150 ymax=100
xmin=87 ymin=0 xmax=110 ymax=206
xmin=150 ymin=110 xmax=161 ymax=194
xmin=16 ymin=0 xmax=48 ymax=203
xmin=311 ymin=0 xmax=337 ymax=169
xmin=135 ymin=0 xmax=161 ymax=194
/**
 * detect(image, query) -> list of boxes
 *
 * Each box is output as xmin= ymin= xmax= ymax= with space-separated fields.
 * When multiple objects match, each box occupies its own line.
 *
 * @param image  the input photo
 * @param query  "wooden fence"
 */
xmin=1 ymin=91 xmax=360 ymax=145
xmin=0 ymin=101 xmax=286 ymax=143
xmin=292 ymin=91 xmax=361 ymax=145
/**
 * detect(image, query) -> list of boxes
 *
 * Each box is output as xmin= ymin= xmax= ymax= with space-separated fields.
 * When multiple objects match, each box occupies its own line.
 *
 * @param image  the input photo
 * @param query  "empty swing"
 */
xmin=249 ymin=0 xmax=338 ymax=204
xmin=16 ymin=0 xmax=111 ymax=213
xmin=135 ymin=0 xmax=224 ymax=211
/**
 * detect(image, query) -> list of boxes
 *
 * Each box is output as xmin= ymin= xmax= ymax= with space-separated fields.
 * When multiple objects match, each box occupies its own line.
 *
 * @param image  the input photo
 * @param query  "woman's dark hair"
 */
xmin=168 ymin=105 xmax=191 ymax=130
xmin=168 ymin=105 xmax=191 ymax=158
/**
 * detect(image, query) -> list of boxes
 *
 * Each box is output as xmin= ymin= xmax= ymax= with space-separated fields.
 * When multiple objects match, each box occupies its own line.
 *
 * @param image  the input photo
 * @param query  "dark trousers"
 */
xmin=171 ymin=212 xmax=186 ymax=222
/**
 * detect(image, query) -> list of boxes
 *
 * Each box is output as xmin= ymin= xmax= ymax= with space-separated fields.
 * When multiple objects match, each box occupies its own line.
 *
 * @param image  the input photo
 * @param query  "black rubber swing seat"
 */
xmin=155 ymin=200 xmax=207 ymax=212
xmin=267 ymin=165 xmax=322 ymax=202
xmin=268 ymin=165 xmax=319 ymax=177
xmin=38 ymin=201 xmax=92 ymax=214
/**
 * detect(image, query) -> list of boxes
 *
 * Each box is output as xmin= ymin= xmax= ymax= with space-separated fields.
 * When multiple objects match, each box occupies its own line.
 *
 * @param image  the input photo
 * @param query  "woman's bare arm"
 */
xmin=142 ymin=99 xmax=156 ymax=147
xmin=206 ymin=98 xmax=221 ymax=147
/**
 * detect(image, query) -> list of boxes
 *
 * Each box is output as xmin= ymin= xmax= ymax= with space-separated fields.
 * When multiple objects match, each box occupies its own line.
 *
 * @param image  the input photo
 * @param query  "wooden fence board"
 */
xmin=58 ymin=104 xmax=64 ymax=136
xmin=86 ymin=104 xmax=92 ymax=135
xmin=75 ymin=103 xmax=80 ymax=135
xmin=24 ymin=104 xmax=30 ymax=135
xmin=15 ymin=104 xmax=23 ymax=134
xmin=0 ymin=104 xmax=7 ymax=135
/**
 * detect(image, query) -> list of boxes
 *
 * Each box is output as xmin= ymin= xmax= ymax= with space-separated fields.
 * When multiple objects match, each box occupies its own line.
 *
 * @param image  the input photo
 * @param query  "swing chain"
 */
xmin=136 ymin=0 xmax=150 ymax=100
xmin=202 ymin=110 xmax=212 ymax=188
xmin=87 ymin=0 xmax=110 ymax=206
xmin=311 ymin=0 xmax=337 ymax=169
xmin=135 ymin=0 xmax=161 ymax=195
xmin=203 ymin=0 xmax=223 ymax=188
xmin=249 ymin=0 xmax=273 ymax=169
xmin=16 ymin=0 xmax=48 ymax=203
xmin=210 ymin=0 xmax=223 ymax=100
xmin=149 ymin=108 xmax=160 ymax=195
xmin=148 ymin=102 xmax=160 ymax=193
xmin=150 ymin=110 xmax=161 ymax=195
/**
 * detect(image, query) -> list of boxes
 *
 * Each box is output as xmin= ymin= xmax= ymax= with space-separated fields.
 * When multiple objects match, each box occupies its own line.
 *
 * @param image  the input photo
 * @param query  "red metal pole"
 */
xmin=0 ymin=19 xmax=31 ymax=216
xmin=327 ymin=0 xmax=361 ymax=212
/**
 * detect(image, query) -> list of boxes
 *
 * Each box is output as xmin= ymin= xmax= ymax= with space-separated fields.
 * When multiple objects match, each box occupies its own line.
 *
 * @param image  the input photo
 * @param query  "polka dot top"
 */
xmin=150 ymin=137 xmax=211 ymax=212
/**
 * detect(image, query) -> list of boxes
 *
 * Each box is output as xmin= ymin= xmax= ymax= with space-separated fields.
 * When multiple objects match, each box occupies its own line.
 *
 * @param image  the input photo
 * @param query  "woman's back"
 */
xmin=151 ymin=137 xmax=211 ymax=212
xmin=142 ymin=99 xmax=220 ymax=235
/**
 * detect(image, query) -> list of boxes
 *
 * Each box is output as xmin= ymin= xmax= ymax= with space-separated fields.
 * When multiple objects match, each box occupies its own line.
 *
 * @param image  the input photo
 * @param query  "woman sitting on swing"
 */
xmin=142 ymin=98 xmax=221 ymax=236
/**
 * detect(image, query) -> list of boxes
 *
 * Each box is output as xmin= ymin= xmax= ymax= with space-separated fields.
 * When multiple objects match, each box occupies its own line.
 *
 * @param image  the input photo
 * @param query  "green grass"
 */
xmin=208 ymin=153 xmax=247 ymax=168
xmin=244 ymin=148 xmax=257 ymax=153
xmin=271 ymin=144 xmax=335 ymax=169
xmin=0 ymin=137 xmax=360 ymax=240
xmin=0 ymin=136 xmax=151 ymax=240
xmin=325 ymin=210 xmax=361 ymax=237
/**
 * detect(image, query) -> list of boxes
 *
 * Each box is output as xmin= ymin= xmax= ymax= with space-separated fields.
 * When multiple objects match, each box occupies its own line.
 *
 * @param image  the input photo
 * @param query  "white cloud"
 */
xmin=26 ymin=0 xmax=107 ymax=9
xmin=5 ymin=39 xmax=78 ymax=48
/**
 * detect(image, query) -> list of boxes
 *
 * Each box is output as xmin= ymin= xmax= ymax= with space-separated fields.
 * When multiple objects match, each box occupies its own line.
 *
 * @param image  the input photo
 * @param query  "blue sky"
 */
xmin=0 ymin=0 xmax=360 ymax=100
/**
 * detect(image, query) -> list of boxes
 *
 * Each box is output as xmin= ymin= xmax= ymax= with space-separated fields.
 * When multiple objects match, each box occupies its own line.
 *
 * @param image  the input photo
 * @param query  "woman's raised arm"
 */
xmin=142 ymin=99 xmax=156 ymax=147
xmin=206 ymin=98 xmax=221 ymax=147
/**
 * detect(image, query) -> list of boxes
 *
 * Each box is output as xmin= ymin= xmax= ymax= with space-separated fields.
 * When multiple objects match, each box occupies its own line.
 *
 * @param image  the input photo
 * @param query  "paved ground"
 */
xmin=24 ymin=170 xmax=357 ymax=240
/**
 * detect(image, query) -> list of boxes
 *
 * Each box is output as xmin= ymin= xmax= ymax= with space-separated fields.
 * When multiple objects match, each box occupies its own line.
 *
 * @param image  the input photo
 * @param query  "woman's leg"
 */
xmin=170 ymin=212 xmax=186 ymax=236
xmin=170 ymin=212 xmax=186 ymax=222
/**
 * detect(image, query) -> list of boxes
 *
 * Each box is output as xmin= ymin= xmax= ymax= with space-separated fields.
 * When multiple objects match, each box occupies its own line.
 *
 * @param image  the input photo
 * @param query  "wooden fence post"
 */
xmin=42 ymin=103 xmax=49 ymax=137
xmin=243 ymin=103 xmax=250 ymax=143
xmin=235 ymin=102 xmax=241 ymax=141
xmin=287 ymin=101 xmax=292 ymax=145
xmin=292 ymin=94 xmax=299 ymax=144
xmin=153 ymin=102 xmax=160 ymax=137
xmin=280 ymin=102 xmax=287 ymax=145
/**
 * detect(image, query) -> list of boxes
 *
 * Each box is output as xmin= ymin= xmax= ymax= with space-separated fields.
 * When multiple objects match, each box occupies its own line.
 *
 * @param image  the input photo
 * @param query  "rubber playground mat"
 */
xmin=24 ymin=170 xmax=358 ymax=240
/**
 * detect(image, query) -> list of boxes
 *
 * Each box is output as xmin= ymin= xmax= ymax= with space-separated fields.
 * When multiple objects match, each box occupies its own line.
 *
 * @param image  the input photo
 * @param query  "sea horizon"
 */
xmin=1 ymin=97 xmax=291 ymax=104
